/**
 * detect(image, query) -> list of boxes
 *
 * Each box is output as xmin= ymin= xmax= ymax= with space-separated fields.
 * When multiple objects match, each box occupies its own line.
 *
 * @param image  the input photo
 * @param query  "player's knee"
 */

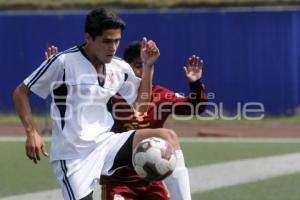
xmin=160 ymin=129 xmax=179 ymax=149
xmin=167 ymin=129 xmax=178 ymax=142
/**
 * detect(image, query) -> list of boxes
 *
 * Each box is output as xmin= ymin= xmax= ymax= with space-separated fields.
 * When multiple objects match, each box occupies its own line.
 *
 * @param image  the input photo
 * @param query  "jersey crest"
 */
xmin=123 ymin=111 xmax=150 ymax=130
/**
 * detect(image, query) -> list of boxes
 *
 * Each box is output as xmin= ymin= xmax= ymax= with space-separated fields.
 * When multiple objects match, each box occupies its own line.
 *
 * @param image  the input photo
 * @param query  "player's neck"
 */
xmin=82 ymin=45 xmax=104 ymax=70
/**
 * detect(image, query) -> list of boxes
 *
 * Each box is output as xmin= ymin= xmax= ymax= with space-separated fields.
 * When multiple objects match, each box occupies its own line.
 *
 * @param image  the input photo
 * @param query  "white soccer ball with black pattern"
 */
xmin=132 ymin=137 xmax=177 ymax=182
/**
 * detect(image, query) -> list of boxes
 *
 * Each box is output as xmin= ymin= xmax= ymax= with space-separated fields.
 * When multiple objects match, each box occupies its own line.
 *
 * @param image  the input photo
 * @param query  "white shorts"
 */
xmin=52 ymin=130 xmax=135 ymax=200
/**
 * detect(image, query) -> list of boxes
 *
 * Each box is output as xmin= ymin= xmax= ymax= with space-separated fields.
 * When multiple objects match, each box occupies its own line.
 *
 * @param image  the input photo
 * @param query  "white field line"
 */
xmin=2 ymin=136 xmax=300 ymax=143
xmin=189 ymin=152 xmax=300 ymax=193
xmin=180 ymin=137 xmax=300 ymax=143
xmin=0 ymin=188 xmax=101 ymax=200
xmin=0 ymin=136 xmax=51 ymax=142
xmin=0 ymin=190 xmax=62 ymax=200
xmin=1 ymin=152 xmax=300 ymax=200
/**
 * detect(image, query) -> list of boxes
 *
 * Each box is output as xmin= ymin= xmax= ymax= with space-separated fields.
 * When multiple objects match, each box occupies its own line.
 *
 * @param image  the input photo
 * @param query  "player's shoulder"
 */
xmin=152 ymin=85 xmax=176 ymax=101
xmin=59 ymin=46 xmax=81 ymax=58
xmin=111 ymin=56 xmax=130 ymax=67
xmin=112 ymin=55 xmax=124 ymax=61
xmin=50 ymin=46 xmax=80 ymax=63
xmin=153 ymin=85 xmax=173 ymax=93
xmin=153 ymin=85 xmax=186 ymax=100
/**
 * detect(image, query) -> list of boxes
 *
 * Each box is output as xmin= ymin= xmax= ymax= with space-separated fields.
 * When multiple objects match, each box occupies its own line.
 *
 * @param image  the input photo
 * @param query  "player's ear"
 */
xmin=85 ymin=33 xmax=92 ymax=44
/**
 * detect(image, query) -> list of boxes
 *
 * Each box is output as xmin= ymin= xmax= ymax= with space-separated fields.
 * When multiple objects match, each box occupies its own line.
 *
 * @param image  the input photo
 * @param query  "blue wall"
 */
xmin=0 ymin=9 xmax=299 ymax=115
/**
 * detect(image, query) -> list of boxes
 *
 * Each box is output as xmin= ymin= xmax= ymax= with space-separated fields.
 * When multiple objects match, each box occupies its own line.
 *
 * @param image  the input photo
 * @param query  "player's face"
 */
xmin=130 ymin=57 xmax=143 ymax=78
xmin=87 ymin=29 xmax=121 ymax=64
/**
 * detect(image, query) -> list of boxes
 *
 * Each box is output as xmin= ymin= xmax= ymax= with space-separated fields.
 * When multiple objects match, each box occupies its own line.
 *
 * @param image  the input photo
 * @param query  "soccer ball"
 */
xmin=132 ymin=137 xmax=177 ymax=182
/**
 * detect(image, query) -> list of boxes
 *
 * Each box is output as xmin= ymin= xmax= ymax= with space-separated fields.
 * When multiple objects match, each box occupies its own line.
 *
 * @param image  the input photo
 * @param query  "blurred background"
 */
xmin=0 ymin=0 xmax=299 ymax=116
xmin=1 ymin=1 xmax=300 ymax=199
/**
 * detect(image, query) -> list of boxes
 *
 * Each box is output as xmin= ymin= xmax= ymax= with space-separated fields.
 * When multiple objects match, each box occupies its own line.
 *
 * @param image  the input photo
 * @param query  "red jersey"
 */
xmin=101 ymin=81 xmax=207 ymax=185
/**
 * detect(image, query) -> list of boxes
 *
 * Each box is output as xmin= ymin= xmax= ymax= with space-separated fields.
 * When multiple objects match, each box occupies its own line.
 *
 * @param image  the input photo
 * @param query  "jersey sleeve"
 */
xmin=172 ymin=79 xmax=207 ymax=115
xmin=154 ymin=86 xmax=187 ymax=104
xmin=118 ymin=64 xmax=141 ymax=105
xmin=23 ymin=55 xmax=64 ymax=99
xmin=157 ymin=80 xmax=207 ymax=115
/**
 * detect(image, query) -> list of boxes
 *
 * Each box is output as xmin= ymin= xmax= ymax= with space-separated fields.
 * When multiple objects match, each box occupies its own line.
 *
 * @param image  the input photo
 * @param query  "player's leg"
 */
xmin=101 ymin=131 xmax=142 ymax=200
xmin=80 ymin=192 xmax=93 ymax=200
xmin=133 ymin=128 xmax=191 ymax=200
xmin=104 ymin=129 xmax=191 ymax=200
xmin=52 ymin=159 xmax=98 ymax=200
xmin=51 ymin=136 xmax=122 ymax=200
xmin=142 ymin=181 xmax=170 ymax=200
xmin=52 ymin=131 xmax=134 ymax=200
xmin=132 ymin=128 xmax=180 ymax=150
xmin=104 ymin=129 xmax=177 ymax=171
xmin=101 ymin=184 xmax=137 ymax=200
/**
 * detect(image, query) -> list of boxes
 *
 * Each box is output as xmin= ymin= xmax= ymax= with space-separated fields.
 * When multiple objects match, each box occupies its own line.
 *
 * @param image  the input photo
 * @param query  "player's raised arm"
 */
xmin=134 ymin=37 xmax=160 ymax=112
xmin=185 ymin=55 xmax=207 ymax=113
xmin=170 ymin=55 xmax=207 ymax=115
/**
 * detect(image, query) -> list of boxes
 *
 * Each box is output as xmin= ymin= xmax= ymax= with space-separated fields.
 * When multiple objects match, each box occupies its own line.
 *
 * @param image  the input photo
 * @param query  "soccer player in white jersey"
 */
xmin=13 ymin=8 xmax=191 ymax=200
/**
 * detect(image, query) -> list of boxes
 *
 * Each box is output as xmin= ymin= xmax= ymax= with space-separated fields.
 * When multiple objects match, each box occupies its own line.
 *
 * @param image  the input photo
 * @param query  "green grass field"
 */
xmin=181 ymin=141 xmax=300 ymax=166
xmin=1 ymin=139 xmax=300 ymax=199
xmin=192 ymin=172 xmax=300 ymax=200
xmin=0 ymin=141 xmax=57 ymax=197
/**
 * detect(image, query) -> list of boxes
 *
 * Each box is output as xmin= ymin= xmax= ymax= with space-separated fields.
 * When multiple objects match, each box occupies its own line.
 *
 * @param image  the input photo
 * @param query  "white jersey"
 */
xmin=24 ymin=45 xmax=141 ymax=161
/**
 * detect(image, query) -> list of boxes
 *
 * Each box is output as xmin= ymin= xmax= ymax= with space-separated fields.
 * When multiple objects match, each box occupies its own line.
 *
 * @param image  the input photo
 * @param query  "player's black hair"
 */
xmin=85 ymin=8 xmax=126 ymax=39
xmin=123 ymin=41 xmax=141 ymax=64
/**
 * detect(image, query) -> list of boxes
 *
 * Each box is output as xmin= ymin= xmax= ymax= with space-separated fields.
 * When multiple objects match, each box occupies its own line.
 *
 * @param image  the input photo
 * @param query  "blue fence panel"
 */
xmin=0 ymin=12 xmax=85 ymax=113
xmin=0 ymin=9 xmax=299 ymax=115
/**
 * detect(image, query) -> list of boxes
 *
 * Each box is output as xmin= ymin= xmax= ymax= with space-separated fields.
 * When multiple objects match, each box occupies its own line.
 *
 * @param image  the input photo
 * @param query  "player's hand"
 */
xmin=25 ymin=130 xmax=48 ymax=164
xmin=45 ymin=45 xmax=58 ymax=60
xmin=140 ymin=37 xmax=160 ymax=67
xmin=184 ymin=55 xmax=203 ymax=82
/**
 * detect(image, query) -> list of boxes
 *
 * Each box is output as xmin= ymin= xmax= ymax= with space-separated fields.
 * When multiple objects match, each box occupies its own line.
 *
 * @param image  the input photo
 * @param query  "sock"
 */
xmin=164 ymin=150 xmax=191 ymax=200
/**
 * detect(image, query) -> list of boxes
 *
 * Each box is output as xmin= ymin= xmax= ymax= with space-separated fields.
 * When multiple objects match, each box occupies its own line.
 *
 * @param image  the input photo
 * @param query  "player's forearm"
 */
xmin=173 ymin=79 xmax=207 ymax=115
xmin=134 ymin=65 xmax=154 ymax=112
xmin=13 ymin=83 xmax=36 ymax=135
xmin=189 ymin=79 xmax=207 ymax=113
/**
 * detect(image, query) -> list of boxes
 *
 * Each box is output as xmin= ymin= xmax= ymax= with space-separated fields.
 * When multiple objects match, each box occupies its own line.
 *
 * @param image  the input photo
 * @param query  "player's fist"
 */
xmin=140 ymin=37 xmax=160 ymax=68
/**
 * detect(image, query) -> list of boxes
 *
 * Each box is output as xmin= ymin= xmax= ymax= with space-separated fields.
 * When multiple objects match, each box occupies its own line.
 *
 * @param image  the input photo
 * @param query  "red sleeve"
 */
xmin=158 ymin=80 xmax=207 ymax=115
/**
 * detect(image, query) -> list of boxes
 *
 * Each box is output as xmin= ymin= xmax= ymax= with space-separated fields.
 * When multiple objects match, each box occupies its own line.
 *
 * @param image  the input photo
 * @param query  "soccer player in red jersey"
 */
xmin=100 ymin=41 xmax=207 ymax=200
xmin=45 ymin=41 xmax=206 ymax=200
